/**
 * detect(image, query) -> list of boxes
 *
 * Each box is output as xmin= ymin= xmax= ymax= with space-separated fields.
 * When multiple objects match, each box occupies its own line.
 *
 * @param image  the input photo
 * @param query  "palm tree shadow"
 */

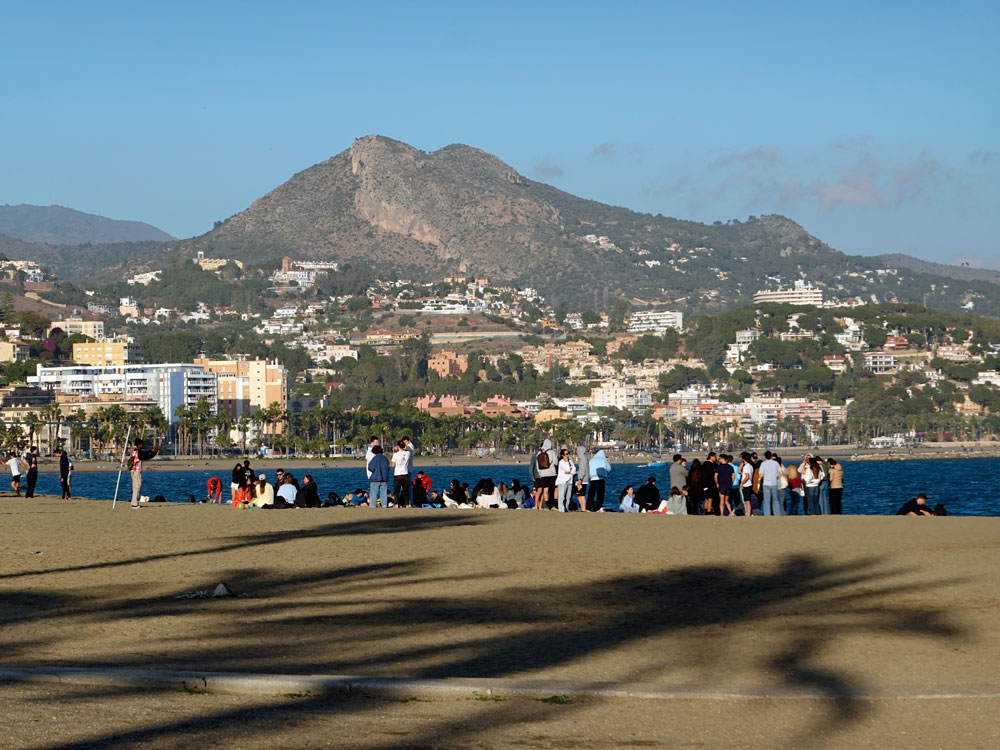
xmin=19 ymin=550 xmax=969 ymax=749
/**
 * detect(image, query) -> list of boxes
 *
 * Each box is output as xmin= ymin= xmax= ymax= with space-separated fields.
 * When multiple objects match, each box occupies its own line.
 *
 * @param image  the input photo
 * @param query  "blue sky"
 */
xmin=1 ymin=1 xmax=998 ymax=267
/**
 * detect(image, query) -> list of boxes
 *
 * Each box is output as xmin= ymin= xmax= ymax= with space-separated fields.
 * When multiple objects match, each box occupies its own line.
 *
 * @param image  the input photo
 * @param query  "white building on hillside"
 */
xmin=627 ymin=310 xmax=684 ymax=333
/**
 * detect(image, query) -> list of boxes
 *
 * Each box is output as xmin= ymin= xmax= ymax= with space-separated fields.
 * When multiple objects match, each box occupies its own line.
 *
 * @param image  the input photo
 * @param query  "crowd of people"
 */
xmin=199 ymin=438 xmax=947 ymax=516
xmin=11 ymin=435 xmax=945 ymax=517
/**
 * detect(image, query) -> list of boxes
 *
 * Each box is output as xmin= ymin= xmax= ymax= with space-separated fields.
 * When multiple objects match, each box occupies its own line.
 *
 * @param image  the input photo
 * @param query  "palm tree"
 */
xmin=40 ymin=401 xmax=62 ymax=453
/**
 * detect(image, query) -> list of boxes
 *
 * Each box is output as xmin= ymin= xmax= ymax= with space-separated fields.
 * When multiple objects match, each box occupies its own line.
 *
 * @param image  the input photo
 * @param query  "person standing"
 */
xmin=669 ymin=454 xmax=688 ymax=515
xmin=242 ymin=460 xmax=255 ymax=491
xmin=365 ymin=436 xmax=379 ymax=484
xmin=701 ymin=452 xmax=720 ymax=515
xmin=816 ymin=455 xmax=832 ymax=515
xmin=7 ymin=451 xmax=22 ymax=496
xmin=24 ymin=446 xmax=38 ymax=498
xmin=801 ymin=455 xmax=822 ymax=515
xmin=587 ymin=448 xmax=610 ymax=511
xmin=555 ymin=448 xmax=576 ymax=512
xmin=759 ymin=451 xmax=783 ymax=516
xmin=230 ymin=461 xmax=244 ymax=504
xmin=533 ymin=438 xmax=558 ymax=511
xmin=56 ymin=448 xmax=71 ymax=499
xmin=366 ymin=446 xmax=389 ymax=508
xmin=715 ymin=454 xmax=734 ymax=516
xmin=686 ymin=459 xmax=703 ymax=516
xmin=575 ymin=445 xmax=591 ymax=511
xmin=129 ymin=438 xmax=160 ymax=509
xmin=828 ymin=458 xmax=844 ymax=514
xmin=739 ymin=452 xmax=754 ymax=517
xmin=391 ymin=440 xmax=411 ymax=507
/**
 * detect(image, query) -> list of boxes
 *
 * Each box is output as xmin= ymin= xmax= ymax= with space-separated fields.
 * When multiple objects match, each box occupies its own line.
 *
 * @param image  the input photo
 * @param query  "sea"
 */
xmin=27 ymin=457 xmax=999 ymax=516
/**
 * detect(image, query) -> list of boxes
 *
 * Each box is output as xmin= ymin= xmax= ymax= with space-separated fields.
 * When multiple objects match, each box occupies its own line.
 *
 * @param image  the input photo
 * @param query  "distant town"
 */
xmin=1 ymin=251 xmax=999 ymax=458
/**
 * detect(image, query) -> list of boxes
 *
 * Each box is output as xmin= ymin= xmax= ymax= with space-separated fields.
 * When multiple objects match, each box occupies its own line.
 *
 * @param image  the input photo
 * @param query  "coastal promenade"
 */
xmin=1 ymin=496 xmax=998 ymax=748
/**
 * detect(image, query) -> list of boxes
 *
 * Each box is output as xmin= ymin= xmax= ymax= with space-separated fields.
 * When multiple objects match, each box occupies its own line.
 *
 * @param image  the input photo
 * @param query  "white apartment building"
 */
xmin=972 ymin=370 xmax=1000 ymax=387
xmin=735 ymin=329 xmax=762 ymax=347
xmin=753 ymin=280 xmax=824 ymax=306
xmin=29 ymin=363 xmax=217 ymax=423
xmin=863 ymin=351 xmax=898 ymax=375
xmin=627 ymin=310 xmax=684 ymax=333
xmin=591 ymin=380 xmax=653 ymax=414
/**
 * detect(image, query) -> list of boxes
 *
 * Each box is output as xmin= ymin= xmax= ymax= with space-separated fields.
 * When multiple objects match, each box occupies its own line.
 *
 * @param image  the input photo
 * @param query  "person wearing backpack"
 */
xmin=532 ymin=438 xmax=557 ymax=511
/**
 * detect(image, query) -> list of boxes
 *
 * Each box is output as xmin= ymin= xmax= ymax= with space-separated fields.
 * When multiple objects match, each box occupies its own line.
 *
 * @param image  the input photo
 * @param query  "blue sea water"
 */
xmin=26 ymin=457 xmax=999 ymax=516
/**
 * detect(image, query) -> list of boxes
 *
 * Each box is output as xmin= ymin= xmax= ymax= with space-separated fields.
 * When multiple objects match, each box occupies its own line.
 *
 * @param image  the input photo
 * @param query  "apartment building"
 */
xmin=72 ymin=341 xmax=132 ymax=367
xmin=752 ymin=281 xmax=824 ymax=306
xmin=193 ymin=358 xmax=289 ymax=420
xmin=428 ymin=350 xmax=469 ymax=379
xmin=29 ymin=363 xmax=217 ymax=424
xmin=626 ymin=310 xmax=684 ymax=333
xmin=48 ymin=316 xmax=105 ymax=339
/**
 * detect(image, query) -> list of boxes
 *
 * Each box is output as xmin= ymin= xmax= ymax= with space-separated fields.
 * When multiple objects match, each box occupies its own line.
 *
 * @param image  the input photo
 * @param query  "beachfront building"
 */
xmin=626 ymin=310 xmax=684 ymax=333
xmin=28 ymin=363 xmax=217 ymax=428
xmin=192 ymin=358 xmax=289 ymax=424
xmin=753 ymin=281 xmax=824 ymax=306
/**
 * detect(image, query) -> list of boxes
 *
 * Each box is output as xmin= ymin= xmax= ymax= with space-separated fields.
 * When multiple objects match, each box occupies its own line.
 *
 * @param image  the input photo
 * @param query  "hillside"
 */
xmin=61 ymin=135 xmax=1000 ymax=317
xmin=0 ymin=204 xmax=174 ymax=245
xmin=0 ymin=233 xmax=166 ymax=281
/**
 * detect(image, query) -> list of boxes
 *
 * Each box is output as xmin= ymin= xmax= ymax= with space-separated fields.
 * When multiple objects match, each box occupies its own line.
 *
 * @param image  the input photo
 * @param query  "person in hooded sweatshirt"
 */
xmin=575 ymin=445 xmax=591 ymax=511
xmin=531 ymin=438 xmax=558 ymax=511
xmin=587 ymin=449 xmax=611 ymax=512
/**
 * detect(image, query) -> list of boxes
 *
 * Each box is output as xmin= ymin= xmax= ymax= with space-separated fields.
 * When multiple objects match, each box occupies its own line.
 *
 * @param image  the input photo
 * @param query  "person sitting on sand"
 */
xmin=473 ymin=478 xmax=504 ymax=508
xmin=619 ymin=485 xmax=640 ymax=513
xmin=634 ymin=476 xmax=660 ymax=512
xmin=296 ymin=474 xmax=321 ymax=508
xmin=897 ymin=493 xmax=935 ymax=516
xmin=442 ymin=479 xmax=467 ymax=508
xmin=274 ymin=474 xmax=297 ymax=508
xmin=250 ymin=474 xmax=273 ymax=508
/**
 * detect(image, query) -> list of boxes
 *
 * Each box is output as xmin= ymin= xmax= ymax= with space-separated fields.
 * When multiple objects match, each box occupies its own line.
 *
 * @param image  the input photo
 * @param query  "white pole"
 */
xmin=111 ymin=424 xmax=133 ymax=510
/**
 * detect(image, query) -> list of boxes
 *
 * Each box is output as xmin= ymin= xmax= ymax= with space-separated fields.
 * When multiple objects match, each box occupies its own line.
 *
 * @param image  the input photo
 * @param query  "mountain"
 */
xmin=0 ymin=204 xmax=174 ymax=245
xmin=95 ymin=135 xmax=1000 ymax=316
xmin=878 ymin=253 xmax=1000 ymax=285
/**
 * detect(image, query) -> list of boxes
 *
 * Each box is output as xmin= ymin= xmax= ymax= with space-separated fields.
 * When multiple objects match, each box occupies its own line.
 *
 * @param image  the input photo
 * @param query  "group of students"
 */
xmin=619 ymin=450 xmax=846 ymax=516
xmin=223 ymin=461 xmax=324 ymax=509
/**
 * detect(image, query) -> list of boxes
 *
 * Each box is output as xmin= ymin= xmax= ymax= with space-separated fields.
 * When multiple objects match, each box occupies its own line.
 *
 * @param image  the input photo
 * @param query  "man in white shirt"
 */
xmin=391 ymin=440 xmax=412 ymax=507
xmin=7 ymin=452 xmax=23 ymax=497
xmin=759 ymin=450 xmax=784 ymax=516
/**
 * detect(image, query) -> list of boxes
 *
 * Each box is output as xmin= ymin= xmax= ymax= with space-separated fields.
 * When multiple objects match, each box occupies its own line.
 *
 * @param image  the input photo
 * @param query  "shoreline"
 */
xmin=41 ymin=445 xmax=1000 ymax=474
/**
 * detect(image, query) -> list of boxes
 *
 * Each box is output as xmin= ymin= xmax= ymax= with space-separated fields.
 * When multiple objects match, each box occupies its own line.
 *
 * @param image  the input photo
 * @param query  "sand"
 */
xmin=1 ymin=495 xmax=998 ymax=748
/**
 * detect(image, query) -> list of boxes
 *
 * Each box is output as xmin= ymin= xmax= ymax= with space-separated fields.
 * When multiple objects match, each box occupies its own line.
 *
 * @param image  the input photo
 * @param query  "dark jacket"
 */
xmin=59 ymin=453 xmax=70 ymax=480
xmin=635 ymin=482 xmax=660 ymax=511
xmin=296 ymin=483 xmax=321 ymax=508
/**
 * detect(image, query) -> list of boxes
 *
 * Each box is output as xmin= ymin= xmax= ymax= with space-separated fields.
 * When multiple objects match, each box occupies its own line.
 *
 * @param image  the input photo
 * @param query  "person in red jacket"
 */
xmin=207 ymin=476 xmax=223 ymax=503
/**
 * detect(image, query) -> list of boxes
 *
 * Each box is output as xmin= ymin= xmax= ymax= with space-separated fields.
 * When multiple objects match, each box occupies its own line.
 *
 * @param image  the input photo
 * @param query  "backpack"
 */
xmin=536 ymin=449 xmax=551 ymax=471
xmin=752 ymin=464 xmax=762 ymax=494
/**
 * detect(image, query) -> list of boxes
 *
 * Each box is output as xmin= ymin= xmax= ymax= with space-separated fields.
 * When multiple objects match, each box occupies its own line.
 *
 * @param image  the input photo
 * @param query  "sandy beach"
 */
xmin=1 ymin=495 xmax=998 ymax=748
